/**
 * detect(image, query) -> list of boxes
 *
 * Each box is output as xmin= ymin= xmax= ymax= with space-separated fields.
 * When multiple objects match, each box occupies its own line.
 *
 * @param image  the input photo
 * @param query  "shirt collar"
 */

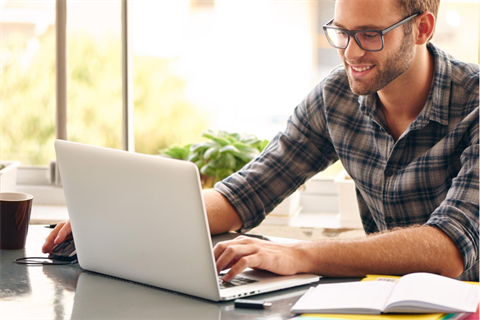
xmin=358 ymin=42 xmax=451 ymax=127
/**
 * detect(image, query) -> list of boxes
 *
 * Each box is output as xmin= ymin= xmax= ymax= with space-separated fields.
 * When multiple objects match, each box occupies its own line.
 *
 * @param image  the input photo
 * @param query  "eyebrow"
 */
xmin=333 ymin=20 xmax=384 ymax=30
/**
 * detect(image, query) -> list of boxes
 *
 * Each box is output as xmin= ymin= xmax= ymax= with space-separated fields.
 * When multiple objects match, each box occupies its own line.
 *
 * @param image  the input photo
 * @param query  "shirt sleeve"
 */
xmin=214 ymin=81 xmax=340 ymax=232
xmin=426 ymin=108 xmax=479 ymax=281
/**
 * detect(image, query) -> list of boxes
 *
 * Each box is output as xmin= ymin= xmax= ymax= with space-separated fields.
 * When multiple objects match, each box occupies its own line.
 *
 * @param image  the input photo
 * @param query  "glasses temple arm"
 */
xmin=382 ymin=13 xmax=419 ymax=35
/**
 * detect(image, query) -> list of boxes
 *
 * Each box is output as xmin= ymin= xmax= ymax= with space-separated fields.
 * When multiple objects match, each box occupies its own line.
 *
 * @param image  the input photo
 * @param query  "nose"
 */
xmin=343 ymin=37 xmax=366 ymax=60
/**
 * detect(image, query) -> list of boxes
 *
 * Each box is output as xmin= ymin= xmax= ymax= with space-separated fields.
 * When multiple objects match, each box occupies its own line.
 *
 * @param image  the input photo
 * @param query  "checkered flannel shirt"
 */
xmin=215 ymin=43 xmax=479 ymax=281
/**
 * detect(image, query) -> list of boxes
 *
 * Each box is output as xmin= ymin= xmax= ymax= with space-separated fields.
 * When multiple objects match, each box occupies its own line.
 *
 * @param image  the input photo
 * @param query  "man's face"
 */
xmin=334 ymin=0 xmax=416 ymax=95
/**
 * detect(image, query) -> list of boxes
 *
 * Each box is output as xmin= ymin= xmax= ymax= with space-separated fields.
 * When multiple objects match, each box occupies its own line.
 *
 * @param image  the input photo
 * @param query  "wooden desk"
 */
xmin=1 ymin=225 xmax=361 ymax=319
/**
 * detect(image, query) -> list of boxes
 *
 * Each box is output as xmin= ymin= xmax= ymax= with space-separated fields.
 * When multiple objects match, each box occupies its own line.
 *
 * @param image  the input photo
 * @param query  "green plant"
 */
xmin=161 ymin=130 xmax=269 ymax=188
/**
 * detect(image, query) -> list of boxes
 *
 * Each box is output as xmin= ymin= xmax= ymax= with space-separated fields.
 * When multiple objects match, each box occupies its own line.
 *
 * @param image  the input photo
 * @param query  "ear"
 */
xmin=415 ymin=12 xmax=435 ymax=45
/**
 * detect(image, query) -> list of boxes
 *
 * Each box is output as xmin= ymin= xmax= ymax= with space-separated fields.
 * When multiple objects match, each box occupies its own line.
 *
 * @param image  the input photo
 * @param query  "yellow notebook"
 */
xmin=291 ymin=273 xmax=479 ymax=319
xmin=296 ymin=313 xmax=445 ymax=320
xmin=295 ymin=313 xmax=447 ymax=320
xmin=297 ymin=275 xmax=445 ymax=319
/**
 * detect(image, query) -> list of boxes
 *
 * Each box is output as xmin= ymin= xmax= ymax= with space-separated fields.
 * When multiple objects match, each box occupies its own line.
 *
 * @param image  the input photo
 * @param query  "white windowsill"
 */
xmin=291 ymin=212 xmax=346 ymax=229
xmin=29 ymin=204 xmax=361 ymax=232
xmin=20 ymin=166 xmax=355 ymax=230
xmin=30 ymin=205 xmax=70 ymax=224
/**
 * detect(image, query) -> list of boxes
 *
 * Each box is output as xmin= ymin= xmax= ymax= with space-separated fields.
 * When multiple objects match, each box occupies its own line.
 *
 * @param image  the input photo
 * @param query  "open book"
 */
xmin=291 ymin=273 xmax=479 ymax=315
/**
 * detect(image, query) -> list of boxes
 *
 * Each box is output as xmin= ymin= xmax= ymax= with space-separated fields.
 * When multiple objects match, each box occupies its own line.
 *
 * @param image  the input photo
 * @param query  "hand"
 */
xmin=213 ymin=235 xmax=301 ymax=281
xmin=42 ymin=220 xmax=72 ymax=254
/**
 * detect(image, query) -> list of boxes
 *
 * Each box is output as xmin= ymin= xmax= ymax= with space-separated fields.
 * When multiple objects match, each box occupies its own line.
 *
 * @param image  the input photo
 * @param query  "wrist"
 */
xmin=292 ymin=242 xmax=318 ymax=274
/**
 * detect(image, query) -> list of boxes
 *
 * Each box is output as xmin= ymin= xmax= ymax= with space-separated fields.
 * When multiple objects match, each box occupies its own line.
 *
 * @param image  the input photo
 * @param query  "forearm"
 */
xmin=203 ymin=189 xmax=243 ymax=235
xmin=296 ymin=225 xmax=464 ymax=278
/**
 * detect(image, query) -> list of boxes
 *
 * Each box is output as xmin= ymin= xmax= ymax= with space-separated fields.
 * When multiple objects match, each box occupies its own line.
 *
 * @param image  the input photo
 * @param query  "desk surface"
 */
xmin=1 ymin=225 xmax=359 ymax=320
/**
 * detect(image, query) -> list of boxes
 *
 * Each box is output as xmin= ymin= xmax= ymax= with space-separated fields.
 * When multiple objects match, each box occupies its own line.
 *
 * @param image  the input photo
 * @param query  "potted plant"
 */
xmin=161 ymin=130 xmax=269 ymax=189
xmin=0 ymin=161 xmax=21 ymax=192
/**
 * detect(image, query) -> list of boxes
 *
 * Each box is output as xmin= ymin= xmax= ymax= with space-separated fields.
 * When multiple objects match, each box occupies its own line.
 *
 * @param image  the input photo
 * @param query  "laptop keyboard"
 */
xmin=218 ymin=275 xmax=258 ymax=289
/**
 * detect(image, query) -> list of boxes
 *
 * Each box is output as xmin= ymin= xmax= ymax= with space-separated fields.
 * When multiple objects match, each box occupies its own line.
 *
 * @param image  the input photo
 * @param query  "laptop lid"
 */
xmin=56 ymin=139 xmax=222 ymax=301
xmin=55 ymin=140 xmax=320 ymax=301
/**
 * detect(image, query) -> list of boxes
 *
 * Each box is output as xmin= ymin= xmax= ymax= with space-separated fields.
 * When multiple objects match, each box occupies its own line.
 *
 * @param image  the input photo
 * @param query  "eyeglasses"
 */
xmin=323 ymin=13 xmax=419 ymax=52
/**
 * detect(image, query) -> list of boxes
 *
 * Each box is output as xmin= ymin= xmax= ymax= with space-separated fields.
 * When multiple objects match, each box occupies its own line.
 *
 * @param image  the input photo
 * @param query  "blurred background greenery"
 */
xmin=1 ymin=31 xmax=209 ymax=165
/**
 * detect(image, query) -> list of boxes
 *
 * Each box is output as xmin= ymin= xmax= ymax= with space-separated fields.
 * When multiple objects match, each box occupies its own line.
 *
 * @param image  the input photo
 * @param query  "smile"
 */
xmin=351 ymin=65 xmax=373 ymax=72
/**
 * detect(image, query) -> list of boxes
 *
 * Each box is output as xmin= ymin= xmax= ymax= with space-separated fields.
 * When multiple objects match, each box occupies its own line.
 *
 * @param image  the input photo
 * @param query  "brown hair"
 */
xmin=395 ymin=0 xmax=440 ymax=41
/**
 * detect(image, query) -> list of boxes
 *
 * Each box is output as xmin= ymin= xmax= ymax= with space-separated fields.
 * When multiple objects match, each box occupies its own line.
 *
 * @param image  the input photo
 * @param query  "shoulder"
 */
xmin=308 ymin=65 xmax=357 ymax=107
xmin=430 ymin=43 xmax=479 ymax=94
xmin=451 ymin=59 xmax=479 ymax=95
xmin=322 ymin=65 xmax=351 ymax=93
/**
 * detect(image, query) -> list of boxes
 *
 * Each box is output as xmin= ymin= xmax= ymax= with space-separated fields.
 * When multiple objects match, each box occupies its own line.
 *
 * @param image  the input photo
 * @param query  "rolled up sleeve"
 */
xmin=426 ymin=118 xmax=479 ymax=281
xmin=215 ymin=82 xmax=340 ymax=232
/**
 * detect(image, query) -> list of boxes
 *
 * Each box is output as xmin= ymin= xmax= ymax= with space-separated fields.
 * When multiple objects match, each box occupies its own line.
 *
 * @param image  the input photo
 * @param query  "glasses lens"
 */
xmin=325 ymin=28 xmax=349 ymax=48
xmin=355 ymin=31 xmax=382 ymax=51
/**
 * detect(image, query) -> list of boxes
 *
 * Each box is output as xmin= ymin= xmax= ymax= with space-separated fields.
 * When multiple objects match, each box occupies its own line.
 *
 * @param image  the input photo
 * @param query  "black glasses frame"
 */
xmin=323 ymin=13 xmax=420 ymax=52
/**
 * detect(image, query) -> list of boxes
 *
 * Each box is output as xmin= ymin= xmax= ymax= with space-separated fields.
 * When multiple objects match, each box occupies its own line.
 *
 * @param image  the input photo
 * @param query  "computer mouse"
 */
xmin=50 ymin=239 xmax=77 ymax=262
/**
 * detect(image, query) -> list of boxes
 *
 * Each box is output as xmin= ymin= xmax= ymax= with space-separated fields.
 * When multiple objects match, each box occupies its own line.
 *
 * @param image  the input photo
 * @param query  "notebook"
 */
xmin=55 ymin=140 xmax=320 ymax=301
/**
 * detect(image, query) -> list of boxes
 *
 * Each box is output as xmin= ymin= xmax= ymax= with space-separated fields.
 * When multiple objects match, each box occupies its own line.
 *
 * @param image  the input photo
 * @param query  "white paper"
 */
xmin=291 ymin=273 xmax=479 ymax=315
xmin=385 ymin=273 xmax=479 ymax=313
xmin=291 ymin=281 xmax=396 ymax=314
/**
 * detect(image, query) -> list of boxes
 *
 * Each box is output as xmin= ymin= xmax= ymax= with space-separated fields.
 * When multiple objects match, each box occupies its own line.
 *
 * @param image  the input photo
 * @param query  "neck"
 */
xmin=378 ymin=45 xmax=434 ymax=121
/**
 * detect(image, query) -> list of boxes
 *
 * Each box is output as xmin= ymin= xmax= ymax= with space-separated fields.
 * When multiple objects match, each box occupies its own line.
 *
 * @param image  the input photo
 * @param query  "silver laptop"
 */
xmin=71 ymin=271 xmax=312 ymax=319
xmin=55 ymin=140 xmax=320 ymax=301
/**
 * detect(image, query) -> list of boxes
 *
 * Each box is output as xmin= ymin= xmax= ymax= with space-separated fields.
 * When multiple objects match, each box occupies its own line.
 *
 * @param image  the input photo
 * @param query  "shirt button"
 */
xmin=385 ymin=169 xmax=394 ymax=177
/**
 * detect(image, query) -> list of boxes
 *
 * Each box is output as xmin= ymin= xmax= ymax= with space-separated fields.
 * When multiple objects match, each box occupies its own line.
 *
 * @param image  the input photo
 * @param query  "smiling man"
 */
xmin=44 ymin=0 xmax=479 ymax=282
xmin=210 ymin=0 xmax=478 ymax=282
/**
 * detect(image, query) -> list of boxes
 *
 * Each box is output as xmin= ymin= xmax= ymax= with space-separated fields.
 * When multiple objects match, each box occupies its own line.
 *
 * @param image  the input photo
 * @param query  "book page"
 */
xmin=291 ymin=281 xmax=396 ymax=314
xmin=385 ymin=273 xmax=479 ymax=313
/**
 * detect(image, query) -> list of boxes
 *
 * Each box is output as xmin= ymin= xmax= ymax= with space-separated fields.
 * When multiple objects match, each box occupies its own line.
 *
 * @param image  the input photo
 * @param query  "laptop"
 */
xmin=71 ymin=271 xmax=312 ymax=319
xmin=55 ymin=140 xmax=320 ymax=301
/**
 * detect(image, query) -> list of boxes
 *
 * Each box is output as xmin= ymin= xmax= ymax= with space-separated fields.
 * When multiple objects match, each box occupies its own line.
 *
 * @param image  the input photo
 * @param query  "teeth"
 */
xmin=352 ymin=66 xmax=373 ymax=72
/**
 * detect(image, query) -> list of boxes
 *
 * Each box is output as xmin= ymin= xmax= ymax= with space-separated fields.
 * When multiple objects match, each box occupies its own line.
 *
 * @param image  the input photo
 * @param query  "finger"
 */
xmin=42 ymin=221 xmax=70 ymax=253
xmin=54 ymin=221 xmax=72 ymax=244
xmin=213 ymin=237 xmax=249 ymax=260
xmin=213 ymin=241 xmax=229 ymax=261
xmin=222 ymin=254 xmax=262 ymax=282
xmin=42 ymin=223 xmax=63 ymax=253
xmin=215 ymin=244 xmax=258 ymax=274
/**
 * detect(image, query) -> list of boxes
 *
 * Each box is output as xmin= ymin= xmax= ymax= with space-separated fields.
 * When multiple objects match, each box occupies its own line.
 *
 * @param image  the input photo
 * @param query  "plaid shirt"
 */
xmin=215 ymin=43 xmax=479 ymax=281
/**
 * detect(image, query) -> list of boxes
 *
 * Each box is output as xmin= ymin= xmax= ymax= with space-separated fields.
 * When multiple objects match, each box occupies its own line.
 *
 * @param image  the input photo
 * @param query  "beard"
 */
xmin=344 ymin=32 xmax=416 ymax=96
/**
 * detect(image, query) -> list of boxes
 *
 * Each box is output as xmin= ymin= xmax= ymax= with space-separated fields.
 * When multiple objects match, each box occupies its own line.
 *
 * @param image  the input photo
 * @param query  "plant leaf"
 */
xmin=258 ymin=139 xmax=269 ymax=151
xmin=160 ymin=145 xmax=190 ymax=160
xmin=216 ymin=152 xmax=236 ymax=169
xmin=190 ymin=141 xmax=214 ymax=153
xmin=200 ymin=163 xmax=216 ymax=176
xmin=187 ymin=153 xmax=200 ymax=162
xmin=219 ymin=145 xmax=239 ymax=154
xmin=204 ymin=147 xmax=220 ymax=160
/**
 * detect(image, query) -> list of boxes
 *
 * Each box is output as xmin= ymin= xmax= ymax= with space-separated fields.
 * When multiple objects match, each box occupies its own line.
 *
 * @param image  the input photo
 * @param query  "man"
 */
xmin=44 ymin=0 xmax=479 ymax=281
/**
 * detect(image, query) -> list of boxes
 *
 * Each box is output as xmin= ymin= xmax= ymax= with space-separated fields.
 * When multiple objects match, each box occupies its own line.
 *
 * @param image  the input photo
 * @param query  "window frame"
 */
xmin=17 ymin=0 xmax=133 ymax=205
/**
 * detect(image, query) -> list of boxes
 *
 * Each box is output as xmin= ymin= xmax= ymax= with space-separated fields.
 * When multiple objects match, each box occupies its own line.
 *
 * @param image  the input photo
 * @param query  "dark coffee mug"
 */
xmin=0 ymin=192 xmax=33 ymax=250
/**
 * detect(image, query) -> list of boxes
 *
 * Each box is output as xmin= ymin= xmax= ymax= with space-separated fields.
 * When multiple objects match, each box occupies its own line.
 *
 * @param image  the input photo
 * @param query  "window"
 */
xmin=66 ymin=1 xmax=123 ymax=150
xmin=1 ymin=1 xmax=56 ymax=166
xmin=129 ymin=0 xmax=334 ymax=154
xmin=1 ymin=0 xmax=479 ymax=194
